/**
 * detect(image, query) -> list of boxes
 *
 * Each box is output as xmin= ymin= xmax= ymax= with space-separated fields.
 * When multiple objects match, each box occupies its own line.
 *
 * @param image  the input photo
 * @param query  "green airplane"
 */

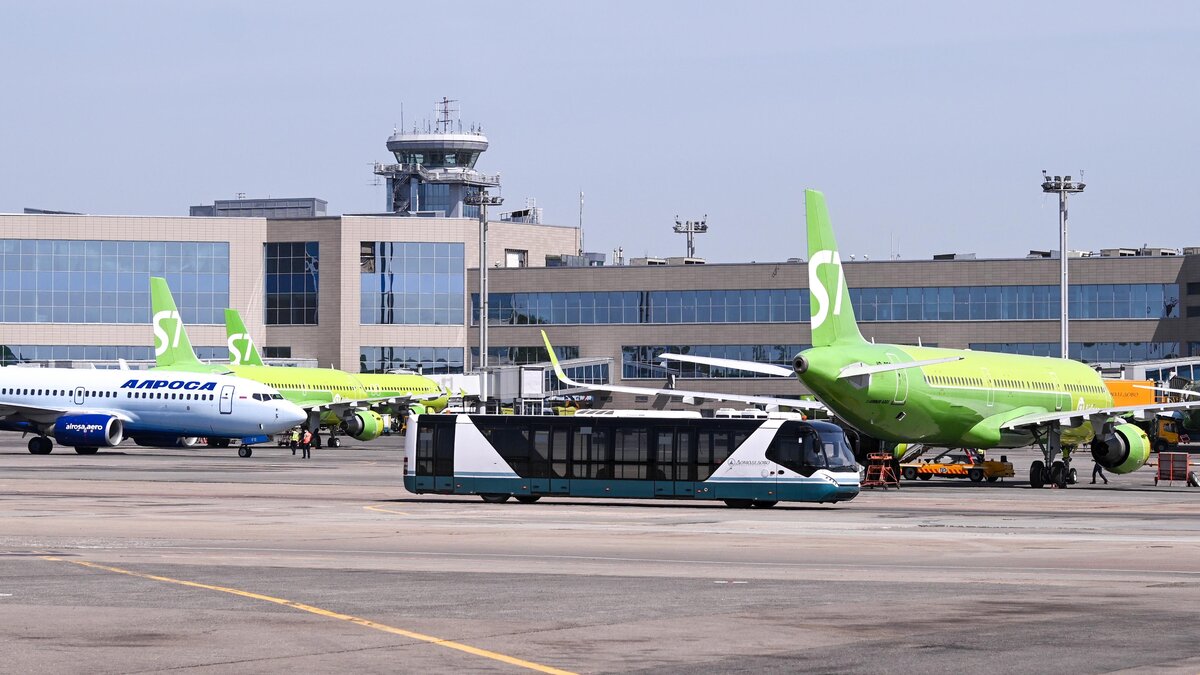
xmin=546 ymin=190 xmax=1200 ymax=489
xmin=223 ymin=306 xmax=449 ymax=418
xmin=149 ymin=278 xmax=447 ymax=455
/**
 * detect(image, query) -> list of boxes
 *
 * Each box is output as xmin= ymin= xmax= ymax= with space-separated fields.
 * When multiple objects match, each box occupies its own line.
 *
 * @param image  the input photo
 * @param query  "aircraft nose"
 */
xmin=280 ymin=402 xmax=307 ymax=427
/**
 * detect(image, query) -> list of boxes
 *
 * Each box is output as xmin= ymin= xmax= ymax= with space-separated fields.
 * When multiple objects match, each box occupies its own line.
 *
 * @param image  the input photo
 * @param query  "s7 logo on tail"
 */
xmin=153 ymin=310 xmax=182 ymax=356
xmin=809 ymin=249 xmax=845 ymax=330
xmin=227 ymin=333 xmax=254 ymax=365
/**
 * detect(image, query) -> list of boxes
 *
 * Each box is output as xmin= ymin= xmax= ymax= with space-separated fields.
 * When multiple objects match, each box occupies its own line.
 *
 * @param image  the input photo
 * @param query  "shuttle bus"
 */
xmin=403 ymin=410 xmax=860 ymax=507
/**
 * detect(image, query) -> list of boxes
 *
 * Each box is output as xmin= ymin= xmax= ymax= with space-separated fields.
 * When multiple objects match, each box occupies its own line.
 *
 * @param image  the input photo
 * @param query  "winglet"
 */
xmin=150 ymin=277 xmax=203 ymax=368
xmin=541 ymin=330 xmax=579 ymax=386
xmin=224 ymin=308 xmax=265 ymax=366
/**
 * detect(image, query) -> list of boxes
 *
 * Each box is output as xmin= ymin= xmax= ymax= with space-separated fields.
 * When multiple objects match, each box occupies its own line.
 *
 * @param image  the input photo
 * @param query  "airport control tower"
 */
xmin=373 ymin=98 xmax=500 ymax=217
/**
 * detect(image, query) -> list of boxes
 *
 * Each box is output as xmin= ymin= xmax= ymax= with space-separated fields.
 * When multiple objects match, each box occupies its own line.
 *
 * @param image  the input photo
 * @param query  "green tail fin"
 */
xmin=224 ymin=308 xmax=265 ymax=366
xmin=149 ymin=277 xmax=204 ymax=368
xmin=806 ymin=189 xmax=865 ymax=347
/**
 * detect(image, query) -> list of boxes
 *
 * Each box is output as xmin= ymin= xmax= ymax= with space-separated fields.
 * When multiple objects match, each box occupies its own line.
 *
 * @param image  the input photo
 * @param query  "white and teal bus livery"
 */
xmin=404 ymin=410 xmax=860 ymax=507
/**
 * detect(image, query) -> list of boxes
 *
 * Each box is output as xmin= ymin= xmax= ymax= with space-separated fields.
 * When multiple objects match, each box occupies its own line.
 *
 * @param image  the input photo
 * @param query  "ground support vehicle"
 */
xmin=901 ymin=448 xmax=1015 ymax=483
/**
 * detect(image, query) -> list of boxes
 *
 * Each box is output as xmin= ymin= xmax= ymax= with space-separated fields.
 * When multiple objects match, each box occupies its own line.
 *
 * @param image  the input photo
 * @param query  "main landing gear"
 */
xmin=1029 ymin=422 xmax=1078 ymax=489
xmin=27 ymin=436 xmax=53 ymax=454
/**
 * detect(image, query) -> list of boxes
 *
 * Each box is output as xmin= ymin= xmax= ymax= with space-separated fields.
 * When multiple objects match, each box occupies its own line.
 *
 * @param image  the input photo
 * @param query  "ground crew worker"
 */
xmin=290 ymin=428 xmax=299 ymax=456
xmin=301 ymin=429 xmax=313 ymax=459
xmin=1091 ymin=461 xmax=1108 ymax=484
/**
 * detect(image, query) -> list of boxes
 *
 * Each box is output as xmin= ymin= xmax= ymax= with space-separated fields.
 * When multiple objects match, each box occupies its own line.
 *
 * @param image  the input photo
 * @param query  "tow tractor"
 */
xmin=900 ymin=448 xmax=1016 ymax=483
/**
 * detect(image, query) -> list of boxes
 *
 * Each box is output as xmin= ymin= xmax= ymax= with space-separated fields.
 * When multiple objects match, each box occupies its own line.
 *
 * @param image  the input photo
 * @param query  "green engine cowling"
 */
xmin=1091 ymin=422 xmax=1151 ymax=474
xmin=342 ymin=410 xmax=385 ymax=441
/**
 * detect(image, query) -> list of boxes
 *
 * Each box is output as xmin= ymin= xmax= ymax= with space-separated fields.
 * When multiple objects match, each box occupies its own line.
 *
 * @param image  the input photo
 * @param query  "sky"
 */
xmin=2 ymin=1 xmax=1198 ymax=263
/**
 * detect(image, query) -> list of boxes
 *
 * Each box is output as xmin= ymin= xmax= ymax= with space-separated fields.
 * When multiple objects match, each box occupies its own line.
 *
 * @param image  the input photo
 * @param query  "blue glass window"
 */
xmin=0 ymin=239 xmax=228 ymax=324
xmin=0 ymin=344 xmax=227 ymax=366
xmin=359 ymin=346 xmax=464 ymax=374
xmin=361 ymin=242 xmax=464 ymax=326
xmin=969 ymin=342 xmax=1180 ymax=363
xmin=265 ymin=242 xmax=318 ymax=325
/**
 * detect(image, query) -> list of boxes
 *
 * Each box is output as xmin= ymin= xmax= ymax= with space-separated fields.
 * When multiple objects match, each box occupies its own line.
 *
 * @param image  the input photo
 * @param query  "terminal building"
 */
xmin=2 ymin=100 xmax=1199 ymax=407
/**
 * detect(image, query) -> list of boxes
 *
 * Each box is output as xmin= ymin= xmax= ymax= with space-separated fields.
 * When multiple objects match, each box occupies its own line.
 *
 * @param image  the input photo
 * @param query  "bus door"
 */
xmin=673 ymin=428 xmax=695 ymax=497
xmin=528 ymin=425 xmax=553 ymax=495
xmin=653 ymin=427 xmax=695 ymax=498
xmin=219 ymin=385 xmax=234 ymax=414
xmin=550 ymin=426 xmax=570 ymax=495
xmin=432 ymin=422 xmax=455 ymax=492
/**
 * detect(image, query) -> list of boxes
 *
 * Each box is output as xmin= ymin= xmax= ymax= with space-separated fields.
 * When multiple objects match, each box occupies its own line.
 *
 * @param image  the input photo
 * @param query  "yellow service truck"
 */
xmin=901 ymin=448 xmax=1015 ymax=483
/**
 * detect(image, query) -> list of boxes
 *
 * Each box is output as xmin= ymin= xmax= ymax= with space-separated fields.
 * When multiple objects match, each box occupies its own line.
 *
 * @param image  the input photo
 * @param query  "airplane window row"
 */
xmin=925 ymin=376 xmax=1103 ymax=395
xmin=127 ymin=392 xmax=214 ymax=401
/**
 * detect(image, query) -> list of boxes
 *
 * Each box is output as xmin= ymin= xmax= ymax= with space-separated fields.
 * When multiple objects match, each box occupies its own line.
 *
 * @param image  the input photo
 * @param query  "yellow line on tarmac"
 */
xmin=363 ymin=504 xmax=411 ymax=516
xmin=41 ymin=556 xmax=575 ymax=675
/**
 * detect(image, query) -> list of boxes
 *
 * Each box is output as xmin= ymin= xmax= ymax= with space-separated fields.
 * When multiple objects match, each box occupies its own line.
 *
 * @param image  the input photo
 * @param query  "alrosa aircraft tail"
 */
xmin=806 ymin=189 xmax=865 ymax=347
xmin=149 ymin=277 xmax=204 ymax=369
xmin=224 ymin=309 xmax=265 ymax=366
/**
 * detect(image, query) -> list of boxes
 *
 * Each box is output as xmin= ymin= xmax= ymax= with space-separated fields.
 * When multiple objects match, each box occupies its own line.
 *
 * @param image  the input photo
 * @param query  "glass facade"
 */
xmin=0 ymin=239 xmax=229 ymax=324
xmin=360 ymin=346 xmax=465 ymax=374
xmin=970 ymin=342 xmax=1180 ymax=363
xmin=361 ymin=242 xmax=465 ymax=325
xmin=545 ymin=362 xmax=610 ymax=394
xmin=476 ymin=284 xmax=1179 ymax=326
xmin=853 ymin=284 xmax=1179 ymax=321
xmin=471 ymin=345 xmax=579 ymax=367
xmin=1 ymin=344 xmax=228 ymax=365
xmin=623 ymin=344 xmax=808 ymax=379
xmin=265 ymin=242 xmax=319 ymax=325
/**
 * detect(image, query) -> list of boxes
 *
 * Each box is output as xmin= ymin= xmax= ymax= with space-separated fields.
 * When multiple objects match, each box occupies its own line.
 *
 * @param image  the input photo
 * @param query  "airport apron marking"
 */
xmin=41 ymin=556 xmax=576 ymax=675
xmin=363 ymin=504 xmax=411 ymax=516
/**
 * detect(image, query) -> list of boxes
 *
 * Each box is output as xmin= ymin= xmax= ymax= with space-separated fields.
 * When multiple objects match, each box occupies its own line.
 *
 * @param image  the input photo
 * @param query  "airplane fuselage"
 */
xmin=798 ymin=342 xmax=1114 ymax=448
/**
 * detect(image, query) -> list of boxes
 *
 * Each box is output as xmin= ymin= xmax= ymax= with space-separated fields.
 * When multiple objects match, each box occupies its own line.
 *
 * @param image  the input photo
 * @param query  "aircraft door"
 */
xmin=73 ymin=387 xmax=85 ymax=405
xmin=219 ymin=385 xmax=234 ymax=414
xmin=885 ymin=352 xmax=908 ymax=404
xmin=1050 ymin=373 xmax=1066 ymax=411
xmin=981 ymin=367 xmax=995 ymax=407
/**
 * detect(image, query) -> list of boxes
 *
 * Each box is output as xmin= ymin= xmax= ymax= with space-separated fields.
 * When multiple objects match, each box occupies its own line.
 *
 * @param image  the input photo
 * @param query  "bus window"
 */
xmin=529 ymin=427 xmax=552 ymax=478
xmin=655 ymin=429 xmax=674 ymax=480
xmin=572 ymin=425 xmax=611 ymax=478
xmin=433 ymin=423 xmax=455 ymax=476
xmin=551 ymin=427 xmax=569 ymax=478
xmin=613 ymin=425 xmax=648 ymax=479
xmin=416 ymin=425 xmax=436 ymax=476
xmin=676 ymin=429 xmax=693 ymax=482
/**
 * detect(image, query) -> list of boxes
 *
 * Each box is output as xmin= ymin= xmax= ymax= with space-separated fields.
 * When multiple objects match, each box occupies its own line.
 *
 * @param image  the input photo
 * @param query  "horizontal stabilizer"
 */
xmin=837 ymin=356 xmax=963 ymax=379
xmin=657 ymin=353 xmax=794 ymax=378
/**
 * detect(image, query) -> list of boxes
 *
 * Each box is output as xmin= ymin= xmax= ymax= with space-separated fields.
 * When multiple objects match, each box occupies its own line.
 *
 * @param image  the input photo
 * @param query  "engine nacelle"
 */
xmin=342 ymin=410 xmax=384 ymax=442
xmin=1091 ymin=422 xmax=1151 ymax=474
xmin=53 ymin=414 xmax=123 ymax=448
xmin=131 ymin=435 xmax=200 ymax=448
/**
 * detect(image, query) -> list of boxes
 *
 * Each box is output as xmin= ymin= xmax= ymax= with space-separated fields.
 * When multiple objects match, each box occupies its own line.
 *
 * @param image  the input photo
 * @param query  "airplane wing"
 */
xmin=837 ymin=357 xmax=964 ymax=379
xmin=999 ymin=400 xmax=1200 ymax=430
xmin=0 ymin=400 xmax=132 ymax=425
xmin=541 ymin=331 xmax=826 ymax=411
xmin=657 ymin=353 xmax=794 ymax=377
xmin=295 ymin=391 xmax=443 ymax=416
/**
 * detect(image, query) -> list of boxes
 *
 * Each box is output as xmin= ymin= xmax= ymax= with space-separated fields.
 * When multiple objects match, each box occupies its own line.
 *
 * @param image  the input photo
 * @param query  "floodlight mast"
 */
xmin=465 ymin=190 xmax=504 ymax=403
xmin=673 ymin=215 xmax=709 ymax=258
xmin=1041 ymin=171 xmax=1086 ymax=359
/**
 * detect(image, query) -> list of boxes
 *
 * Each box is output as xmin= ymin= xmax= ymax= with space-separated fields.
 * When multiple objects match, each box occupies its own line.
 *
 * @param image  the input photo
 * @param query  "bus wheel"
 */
xmin=723 ymin=499 xmax=753 ymax=508
xmin=751 ymin=500 xmax=778 ymax=508
xmin=515 ymin=495 xmax=541 ymax=504
xmin=480 ymin=494 xmax=511 ymax=504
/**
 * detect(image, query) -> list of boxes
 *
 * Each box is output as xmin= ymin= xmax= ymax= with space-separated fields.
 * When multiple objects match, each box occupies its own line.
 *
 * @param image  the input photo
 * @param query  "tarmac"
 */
xmin=1 ymin=436 xmax=1198 ymax=674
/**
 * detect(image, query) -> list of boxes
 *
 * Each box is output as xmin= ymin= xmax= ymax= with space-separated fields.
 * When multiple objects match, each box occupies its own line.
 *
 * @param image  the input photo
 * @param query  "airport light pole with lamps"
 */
xmin=465 ymin=190 xmax=503 ymax=405
xmin=1041 ymin=171 xmax=1085 ymax=359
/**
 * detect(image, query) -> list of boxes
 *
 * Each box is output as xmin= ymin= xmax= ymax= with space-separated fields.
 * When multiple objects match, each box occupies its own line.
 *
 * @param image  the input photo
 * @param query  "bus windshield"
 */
xmin=767 ymin=423 xmax=858 ymax=475
xmin=817 ymin=430 xmax=858 ymax=471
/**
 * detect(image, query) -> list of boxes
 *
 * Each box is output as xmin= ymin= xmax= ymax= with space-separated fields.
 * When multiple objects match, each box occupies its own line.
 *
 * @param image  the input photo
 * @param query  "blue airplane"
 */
xmin=0 ymin=367 xmax=307 ymax=455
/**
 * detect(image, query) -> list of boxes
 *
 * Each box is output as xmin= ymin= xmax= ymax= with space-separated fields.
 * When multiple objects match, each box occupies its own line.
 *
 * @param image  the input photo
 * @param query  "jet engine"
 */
xmin=53 ymin=414 xmax=124 ymax=448
xmin=342 ymin=410 xmax=385 ymax=442
xmin=1091 ymin=422 xmax=1151 ymax=474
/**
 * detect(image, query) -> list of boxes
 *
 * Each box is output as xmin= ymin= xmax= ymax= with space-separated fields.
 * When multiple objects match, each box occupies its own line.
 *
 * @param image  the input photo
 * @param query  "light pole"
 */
xmin=1041 ymin=171 xmax=1085 ymax=359
xmin=465 ymin=190 xmax=503 ymax=404
xmin=673 ymin=215 xmax=708 ymax=258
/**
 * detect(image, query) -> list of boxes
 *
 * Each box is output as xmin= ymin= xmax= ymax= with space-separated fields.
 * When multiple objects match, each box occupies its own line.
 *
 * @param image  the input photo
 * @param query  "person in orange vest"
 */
xmin=301 ymin=429 xmax=313 ymax=459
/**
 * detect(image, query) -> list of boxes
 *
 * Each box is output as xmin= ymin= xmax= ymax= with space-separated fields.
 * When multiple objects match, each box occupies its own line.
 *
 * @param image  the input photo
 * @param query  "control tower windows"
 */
xmin=393 ymin=151 xmax=480 ymax=169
